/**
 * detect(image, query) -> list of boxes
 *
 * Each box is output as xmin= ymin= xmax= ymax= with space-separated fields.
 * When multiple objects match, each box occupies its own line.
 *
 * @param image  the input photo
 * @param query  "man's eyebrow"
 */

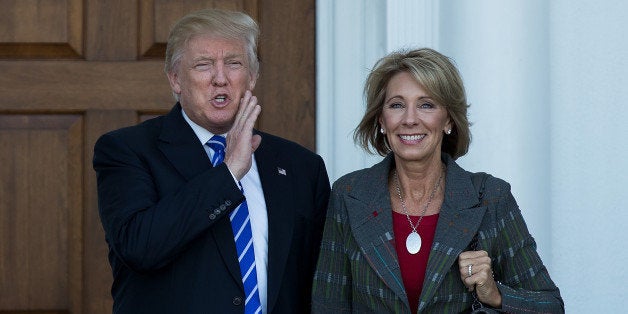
xmin=191 ymin=55 xmax=214 ymax=63
xmin=224 ymin=52 xmax=246 ymax=59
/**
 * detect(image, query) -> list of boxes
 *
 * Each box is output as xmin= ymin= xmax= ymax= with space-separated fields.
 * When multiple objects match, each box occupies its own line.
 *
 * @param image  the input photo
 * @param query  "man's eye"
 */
xmin=227 ymin=61 xmax=243 ymax=68
xmin=194 ymin=63 xmax=211 ymax=70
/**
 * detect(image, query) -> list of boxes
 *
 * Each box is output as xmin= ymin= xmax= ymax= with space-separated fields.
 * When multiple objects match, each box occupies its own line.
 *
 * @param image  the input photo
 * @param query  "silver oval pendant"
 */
xmin=406 ymin=231 xmax=422 ymax=254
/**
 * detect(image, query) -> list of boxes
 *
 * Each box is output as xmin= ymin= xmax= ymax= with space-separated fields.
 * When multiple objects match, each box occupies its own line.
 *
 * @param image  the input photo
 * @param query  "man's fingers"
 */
xmin=244 ymin=103 xmax=261 ymax=129
xmin=231 ymin=90 xmax=252 ymax=130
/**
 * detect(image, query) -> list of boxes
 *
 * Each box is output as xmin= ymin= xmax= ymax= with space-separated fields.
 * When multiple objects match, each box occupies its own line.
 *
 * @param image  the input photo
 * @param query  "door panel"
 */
xmin=0 ymin=0 xmax=315 ymax=313
xmin=0 ymin=115 xmax=83 ymax=313
xmin=0 ymin=0 xmax=82 ymax=58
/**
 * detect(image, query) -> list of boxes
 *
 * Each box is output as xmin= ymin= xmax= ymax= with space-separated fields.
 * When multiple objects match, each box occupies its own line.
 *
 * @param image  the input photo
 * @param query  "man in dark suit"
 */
xmin=93 ymin=9 xmax=330 ymax=314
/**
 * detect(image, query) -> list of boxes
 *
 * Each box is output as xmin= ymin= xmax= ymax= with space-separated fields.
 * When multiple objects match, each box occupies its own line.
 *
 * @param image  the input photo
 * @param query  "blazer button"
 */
xmin=225 ymin=200 xmax=232 ymax=206
xmin=220 ymin=204 xmax=226 ymax=210
xmin=232 ymin=296 xmax=242 ymax=306
xmin=209 ymin=214 xmax=216 ymax=220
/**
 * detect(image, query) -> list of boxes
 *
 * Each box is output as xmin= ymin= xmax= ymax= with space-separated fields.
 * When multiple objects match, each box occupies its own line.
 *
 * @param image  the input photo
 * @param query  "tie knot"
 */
xmin=207 ymin=135 xmax=226 ymax=166
xmin=207 ymin=135 xmax=226 ymax=150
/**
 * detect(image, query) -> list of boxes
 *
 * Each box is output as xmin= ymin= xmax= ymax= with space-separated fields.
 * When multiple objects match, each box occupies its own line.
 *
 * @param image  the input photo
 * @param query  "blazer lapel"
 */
xmin=157 ymin=104 xmax=213 ymax=181
xmin=253 ymin=133 xmax=294 ymax=311
xmin=345 ymin=155 xmax=410 ymax=309
xmin=418 ymin=155 xmax=486 ymax=311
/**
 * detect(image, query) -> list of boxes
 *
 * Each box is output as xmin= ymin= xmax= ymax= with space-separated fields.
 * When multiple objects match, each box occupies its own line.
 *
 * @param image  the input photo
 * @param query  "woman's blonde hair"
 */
xmin=354 ymin=48 xmax=471 ymax=159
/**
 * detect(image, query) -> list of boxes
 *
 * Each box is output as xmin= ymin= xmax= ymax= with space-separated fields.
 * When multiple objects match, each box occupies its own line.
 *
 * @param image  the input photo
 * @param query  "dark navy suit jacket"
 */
xmin=93 ymin=104 xmax=330 ymax=313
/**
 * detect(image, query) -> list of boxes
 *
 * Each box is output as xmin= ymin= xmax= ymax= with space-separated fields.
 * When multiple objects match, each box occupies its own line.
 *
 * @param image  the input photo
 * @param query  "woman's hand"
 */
xmin=458 ymin=250 xmax=502 ymax=308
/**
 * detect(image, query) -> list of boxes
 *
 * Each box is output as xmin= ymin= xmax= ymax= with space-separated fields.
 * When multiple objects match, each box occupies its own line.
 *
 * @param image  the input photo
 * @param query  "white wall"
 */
xmin=317 ymin=0 xmax=628 ymax=312
xmin=549 ymin=1 xmax=628 ymax=311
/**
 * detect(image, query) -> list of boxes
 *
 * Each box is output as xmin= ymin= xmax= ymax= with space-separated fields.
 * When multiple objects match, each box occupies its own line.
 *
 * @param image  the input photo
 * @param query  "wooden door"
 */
xmin=0 ymin=1 xmax=316 ymax=313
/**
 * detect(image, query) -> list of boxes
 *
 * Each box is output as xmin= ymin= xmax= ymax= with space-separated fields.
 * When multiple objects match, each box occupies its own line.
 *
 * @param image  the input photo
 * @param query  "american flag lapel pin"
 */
xmin=277 ymin=167 xmax=287 ymax=176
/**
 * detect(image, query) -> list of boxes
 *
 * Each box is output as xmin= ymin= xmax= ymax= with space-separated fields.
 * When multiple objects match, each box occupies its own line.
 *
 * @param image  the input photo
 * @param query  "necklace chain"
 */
xmin=393 ymin=166 xmax=444 ymax=233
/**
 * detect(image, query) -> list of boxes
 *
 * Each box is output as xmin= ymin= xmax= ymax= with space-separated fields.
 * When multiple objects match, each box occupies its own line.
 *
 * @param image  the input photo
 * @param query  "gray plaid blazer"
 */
xmin=312 ymin=154 xmax=563 ymax=313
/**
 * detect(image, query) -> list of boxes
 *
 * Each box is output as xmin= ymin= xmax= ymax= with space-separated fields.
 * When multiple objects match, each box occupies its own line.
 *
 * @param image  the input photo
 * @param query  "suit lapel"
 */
xmin=418 ymin=155 xmax=486 ymax=311
xmin=345 ymin=155 xmax=410 ymax=309
xmin=253 ymin=133 xmax=294 ymax=311
xmin=157 ymin=104 xmax=213 ymax=181
xmin=156 ymin=104 xmax=242 ymax=288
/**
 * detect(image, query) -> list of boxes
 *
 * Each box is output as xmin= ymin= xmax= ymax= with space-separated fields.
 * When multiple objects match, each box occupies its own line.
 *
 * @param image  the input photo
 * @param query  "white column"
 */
xmin=385 ymin=0 xmax=440 ymax=50
xmin=316 ymin=0 xmax=385 ymax=182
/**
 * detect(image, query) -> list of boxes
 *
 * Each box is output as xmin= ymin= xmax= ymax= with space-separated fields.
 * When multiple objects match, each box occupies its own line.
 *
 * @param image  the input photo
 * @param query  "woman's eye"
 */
xmin=419 ymin=102 xmax=434 ymax=109
xmin=389 ymin=102 xmax=404 ymax=109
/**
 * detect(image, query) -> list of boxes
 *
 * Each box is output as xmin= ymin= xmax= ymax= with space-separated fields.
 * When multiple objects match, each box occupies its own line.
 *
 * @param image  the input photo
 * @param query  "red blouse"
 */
xmin=392 ymin=211 xmax=440 ymax=314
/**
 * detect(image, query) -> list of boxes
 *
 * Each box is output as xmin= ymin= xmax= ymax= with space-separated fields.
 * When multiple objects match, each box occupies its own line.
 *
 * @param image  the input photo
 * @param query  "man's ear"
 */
xmin=248 ymin=74 xmax=257 ymax=91
xmin=167 ymin=70 xmax=181 ymax=95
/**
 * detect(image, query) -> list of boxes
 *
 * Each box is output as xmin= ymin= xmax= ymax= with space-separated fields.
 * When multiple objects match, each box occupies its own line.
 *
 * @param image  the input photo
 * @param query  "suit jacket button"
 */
xmin=220 ymin=204 xmax=226 ymax=210
xmin=209 ymin=214 xmax=216 ymax=220
xmin=214 ymin=209 xmax=221 ymax=215
xmin=232 ymin=296 xmax=242 ymax=306
xmin=225 ymin=200 xmax=232 ymax=206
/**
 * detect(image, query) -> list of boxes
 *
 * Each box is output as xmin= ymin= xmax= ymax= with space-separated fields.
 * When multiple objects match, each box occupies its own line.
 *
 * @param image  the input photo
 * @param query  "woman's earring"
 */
xmin=445 ymin=129 xmax=452 ymax=135
xmin=380 ymin=127 xmax=385 ymax=134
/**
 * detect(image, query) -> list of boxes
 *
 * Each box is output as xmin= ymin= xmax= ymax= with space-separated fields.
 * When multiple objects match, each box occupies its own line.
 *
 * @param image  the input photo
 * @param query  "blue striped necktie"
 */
xmin=206 ymin=135 xmax=262 ymax=314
